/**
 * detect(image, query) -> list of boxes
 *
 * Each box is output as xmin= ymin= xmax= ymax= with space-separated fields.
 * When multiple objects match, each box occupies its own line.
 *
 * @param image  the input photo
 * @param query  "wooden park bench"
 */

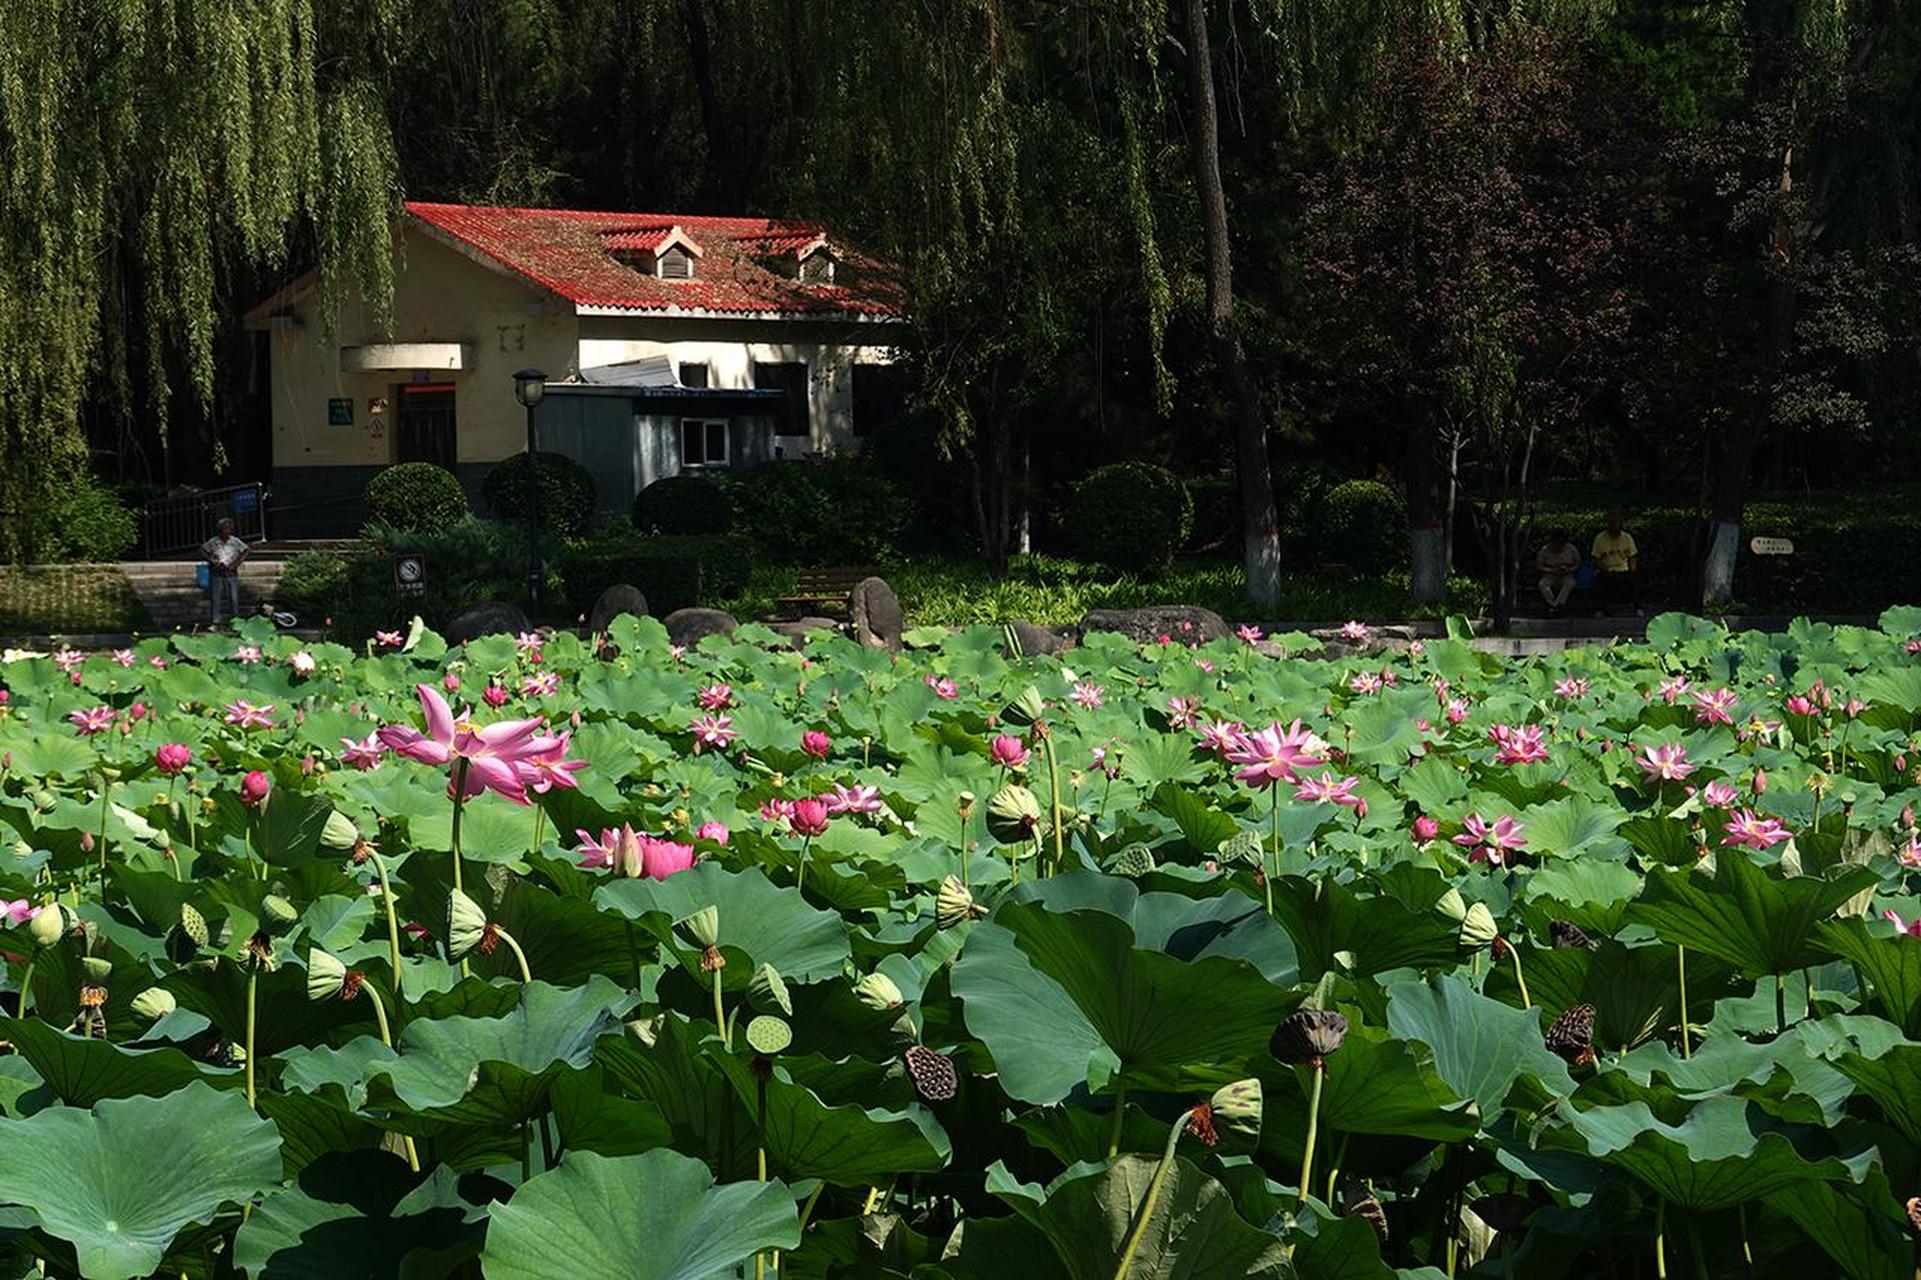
xmin=774 ymin=565 xmax=877 ymax=619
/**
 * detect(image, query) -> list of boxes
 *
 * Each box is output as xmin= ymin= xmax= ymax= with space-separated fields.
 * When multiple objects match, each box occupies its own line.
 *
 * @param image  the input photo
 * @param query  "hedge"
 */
xmin=558 ymin=534 xmax=753 ymax=616
xmin=364 ymin=463 xmax=469 ymax=532
xmin=1066 ymin=462 xmax=1194 ymax=574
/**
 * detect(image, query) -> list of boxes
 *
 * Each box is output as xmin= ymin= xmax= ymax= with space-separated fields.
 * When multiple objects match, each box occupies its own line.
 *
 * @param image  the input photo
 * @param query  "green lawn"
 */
xmin=0 ymin=565 xmax=150 ymax=634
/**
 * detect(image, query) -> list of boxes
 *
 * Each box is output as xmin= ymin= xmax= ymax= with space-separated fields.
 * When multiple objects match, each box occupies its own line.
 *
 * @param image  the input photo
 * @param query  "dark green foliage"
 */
xmin=271 ymin=550 xmax=351 ymax=623
xmin=728 ymin=460 xmax=911 ymax=565
xmin=308 ymin=518 xmax=538 ymax=639
xmin=363 ymin=464 xmax=469 ymax=533
xmin=634 ymin=474 xmax=733 ymax=535
xmin=32 ymin=475 xmax=139 ymax=563
xmin=559 ymin=533 xmax=753 ymax=616
xmin=482 ymin=451 xmax=598 ymax=540
xmin=1316 ymin=479 xmax=1405 ymax=574
xmin=1066 ymin=463 xmax=1193 ymax=574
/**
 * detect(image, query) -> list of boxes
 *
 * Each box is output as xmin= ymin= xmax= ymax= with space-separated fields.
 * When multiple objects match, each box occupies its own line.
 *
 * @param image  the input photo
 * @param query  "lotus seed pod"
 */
xmin=745 ymin=1014 xmax=793 ymax=1056
xmin=1545 ymin=1002 xmax=1597 ymax=1068
xmin=1109 ymin=844 xmax=1156 ymax=878
xmin=306 ymin=948 xmax=349 ymax=1002
xmin=78 ymin=955 xmax=113 ymax=984
xmin=320 ymin=809 xmax=362 ymax=852
xmin=677 ymin=905 xmax=721 ymax=950
xmin=260 ymin=895 xmax=299 ymax=933
xmin=956 ymin=791 xmax=977 ymax=821
xmin=1548 ymin=919 xmax=1592 ymax=949
xmin=1271 ymin=1008 xmax=1348 ymax=1066
xmin=130 ymin=987 xmax=176 ymax=1021
xmin=985 ymin=784 xmax=1042 ymax=844
xmin=446 ymin=889 xmax=489 ymax=959
xmin=178 ymin=904 xmax=209 ymax=947
xmin=624 ymin=1015 xmax=663 ymax=1048
xmin=28 ymin=904 xmax=68 ymax=949
xmin=1217 ymin=830 xmax=1264 ymax=867
xmin=904 ymin=1044 xmax=959 ymax=1102
xmin=1207 ymin=1078 xmax=1263 ymax=1146
xmin=936 ymin=877 xmax=981 ymax=930
xmin=853 ymin=972 xmax=904 ymax=1012
xmin=1348 ymin=1195 xmax=1389 ymax=1246
xmin=749 ymin=963 xmax=793 ymax=1016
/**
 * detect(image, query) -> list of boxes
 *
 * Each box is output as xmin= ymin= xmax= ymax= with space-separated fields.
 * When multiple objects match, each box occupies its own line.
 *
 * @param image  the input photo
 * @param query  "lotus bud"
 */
xmin=1904 ymin=805 xmax=1916 ymax=830
xmin=79 ymin=955 xmax=113 ymax=984
xmin=320 ymin=809 xmax=362 ymax=852
xmin=446 ymin=889 xmax=489 ymax=959
xmin=260 ymin=895 xmax=299 ymax=934
xmin=1205 ymin=1077 xmax=1263 ymax=1146
xmin=745 ymin=1014 xmax=793 ymax=1056
xmin=1217 ymin=830 xmax=1264 ymax=867
xmin=1109 ymin=844 xmax=1156 ymax=877
xmin=28 ymin=904 xmax=69 ymax=949
xmin=985 ymin=784 xmax=1042 ymax=844
xmin=1271 ymin=1008 xmax=1348 ymax=1067
xmin=936 ymin=876 xmax=983 ymax=929
xmin=854 ymin=972 xmax=904 ymax=1012
xmin=677 ymin=905 xmax=721 ymax=949
xmin=1752 ymin=768 xmax=1768 ymax=794
xmin=624 ymin=1015 xmax=663 ymax=1048
xmin=749 ymin=962 xmax=793 ymax=1016
xmin=306 ymin=948 xmax=349 ymax=1002
xmin=904 ymin=1044 xmax=959 ymax=1102
xmin=130 ymin=987 xmax=176 ymax=1021
xmin=1001 ymin=686 xmax=1046 ymax=728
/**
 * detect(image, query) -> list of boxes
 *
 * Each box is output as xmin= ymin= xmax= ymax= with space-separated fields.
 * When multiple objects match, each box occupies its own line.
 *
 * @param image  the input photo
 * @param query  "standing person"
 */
xmin=1535 ymin=529 xmax=1582 ymax=615
xmin=1589 ymin=510 xmax=1640 ymax=615
xmin=202 ymin=517 xmax=249 ymax=625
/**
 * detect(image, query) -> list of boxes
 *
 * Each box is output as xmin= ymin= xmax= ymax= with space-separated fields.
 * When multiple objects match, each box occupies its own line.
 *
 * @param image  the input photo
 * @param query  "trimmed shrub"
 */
xmin=635 ymin=473 xmax=733 ymax=535
xmin=482 ymin=451 xmax=598 ymax=539
xmin=364 ymin=463 xmax=469 ymax=532
xmin=1317 ymin=479 xmax=1405 ymax=573
xmin=40 ymin=475 xmax=139 ymax=562
xmin=1066 ymin=462 xmax=1193 ymax=574
xmin=559 ymin=533 xmax=753 ymax=616
xmin=272 ymin=550 xmax=351 ymax=623
xmin=729 ymin=459 xmax=912 ymax=564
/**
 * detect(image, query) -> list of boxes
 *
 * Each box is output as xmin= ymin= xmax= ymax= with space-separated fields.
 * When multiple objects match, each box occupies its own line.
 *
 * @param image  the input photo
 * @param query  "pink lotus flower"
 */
xmin=1071 ymin=682 xmax=1105 ymax=709
xmin=233 ymin=645 xmax=261 ymax=665
xmin=1349 ymin=671 xmax=1384 ymax=695
xmin=1445 ymin=699 xmax=1470 ymax=724
xmin=690 ymin=713 xmax=738 ymax=754
xmin=925 ymin=675 xmax=959 ymax=699
xmin=155 ymin=743 xmax=192 ymax=775
xmin=1409 ymin=639 xmax=1426 ymax=657
xmin=801 ymin=730 xmax=832 ymax=760
xmin=110 ymin=649 xmax=134 ymax=668
xmin=697 ymin=820 xmax=730 ymax=845
xmin=1700 ymin=780 xmax=1739 ymax=808
xmin=696 ymin=683 xmax=734 ymax=711
xmin=483 ymin=683 xmax=510 ymax=708
xmin=760 ymin=797 xmax=797 ymax=823
xmin=990 ymin=735 xmax=1030 ymax=768
xmin=1489 ymin=723 xmax=1550 ymax=766
xmin=1845 ymin=698 xmax=1865 ymax=718
xmin=68 ymin=706 xmax=115 ymax=735
xmin=1237 ymin=624 xmax=1263 ymax=644
xmin=2 ymin=898 xmax=31 ymax=925
xmin=1885 ymin=910 xmax=1921 ymax=938
xmin=1341 ymin=620 xmax=1371 ymax=643
xmin=378 ymin=683 xmax=548 ymax=804
xmin=1412 ymin=815 xmax=1440 ymax=842
xmin=789 ymin=797 xmax=831 ymax=838
xmin=631 ymin=832 xmax=695 ymax=879
xmin=1692 ymin=688 xmax=1738 ymax=726
xmin=1721 ymin=809 xmax=1792 ymax=851
xmin=1656 ymin=675 xmax=1691 ymax=704
xmin=289 ymin=651 xmax=317 ymax=677
xmin=1196 ymin=720 xmax=1244 ymax=756
xmin=1785 ymin=694 xmax=1816 ymax=717
xmin=1636 ymin=743 xmax=1695 ymax=783
xmin=521 ymin=671 xmax=559 ymax=698
xmin=575 ymin=826 xmax=623 ymax=869
xmin=823 ymin=783 xmax=884 ymax=815
xmin=1899 ymin=836 xmax=1921 ymax=870
xmin=224 ymin=700 xmax=276 ymax=730
xmin=1554 ymin=677 xmax=1590 ymax=699
xmin=375 ymin=630 xmax=404 ymax=647
xmin=1195 ymin=658 xmax=1215 ymax=674
xmin=518 ymin=730 xmax=587 ymax=795
xmin=1226 ymin=720 xmax=1328 ymax=789
xmin=1165 ymin=697 xmax=1201 ymax=730
xmin=240 ymin=771 xmax=272 ymax=806
xmin=514 ymin=631 xmax=544 ymax=655
xmin=148 ymin=654 xmax=167 ymax=670
xmin=52 ymin=647 xmax=83 ymax=673
xmin=337 ymin=732 xmax=383 ymax=771
xmin=1738 ymin=716 xmax=1783 ymax=743
xmin=1293 ymin=771 xmax=1365 ymax=815
xmin=128 ymin=703 xmax=148 ymax=723
xmin=442 ymin=673 xmax=461 ymax=693
xmin=1454 ymin=813 xmax=1526 ymax=865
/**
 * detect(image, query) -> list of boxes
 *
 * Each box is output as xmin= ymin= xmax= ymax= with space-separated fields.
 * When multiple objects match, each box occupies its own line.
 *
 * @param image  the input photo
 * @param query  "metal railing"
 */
xmin=140 ymin=483 xmax=267 ymax=557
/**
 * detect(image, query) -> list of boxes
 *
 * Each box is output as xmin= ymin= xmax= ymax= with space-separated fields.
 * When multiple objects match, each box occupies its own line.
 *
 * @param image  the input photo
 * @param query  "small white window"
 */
xmin=659 ymin=246 xmax=695 ymax=279
xmin=680 ymin=418 xmax=729 ymax=467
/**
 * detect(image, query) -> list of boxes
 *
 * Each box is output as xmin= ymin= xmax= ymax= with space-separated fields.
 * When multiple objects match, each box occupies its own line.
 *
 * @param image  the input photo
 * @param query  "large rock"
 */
xmin=663 ymin=607 xmax=737 ymax=648
xmin=444 ymin=601 xmax=531 ymax=645
xmin=848 ymin=576 xmax=904 ymax=650
xmin=1008 ymin=619 xmax=1077 ymax=657
xmin=765 ymin=615 xmax=841 ymax=649
xmin=588 ymin=584 xmax=649 ymax=634
xmin=1079 ymin=605 xmax=1229 ymax=646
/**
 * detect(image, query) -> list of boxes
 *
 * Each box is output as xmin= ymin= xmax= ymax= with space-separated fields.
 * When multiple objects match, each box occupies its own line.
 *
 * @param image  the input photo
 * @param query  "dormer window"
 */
xmin=798 ymin=246 xmax=836 ymax=284
xmin=600 ymin=224 xmax=703 ymax=280
xmin=658 ymin=245 xmax=695 ymax=279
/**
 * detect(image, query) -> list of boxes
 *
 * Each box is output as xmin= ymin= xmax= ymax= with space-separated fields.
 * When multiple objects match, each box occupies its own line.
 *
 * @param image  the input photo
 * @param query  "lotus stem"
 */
xmin=1108 ymin=1088 xmax=1127 ymax=1158
xmin=1508 ymin=943 xmax=1531 ymax=1010
xmin=862 ymin=1186 xmax=882 ymax=1215
xmin=530 ymin=804 xmax=545 ymax=854
xmin=1677 ymin=946 xmax=1691 ymax=1059
xmin=1737 ymin=1202 xmax=1753 ymax=1270
xmin=1039 ymin=729 xmax=1064 ymax=874
xmin=1686 ymin=1215 xmax=1709 ymax=1280
xmin=244 ymin=965 xmax=258 ymax=1110
xmin=756 ymin=1075 xmax=770 ymax=1280
xmin=1325 ymin=1131 xmax=1349 ymax=1204
xmin=1267 ymin=784 xmax=1280 ymax=917
xmin=449 ymin=759 xmax=470 ymax=896
xmin=712 ymin=966 xmax=730 ymax=1050
xmin=364 ymin=986 xmax=420 ymax=1173
xmin=1112 ymin=1107 xmax=1194 ymax=1280
xmin=797 ymin=1179 xmax=825 ymax=1233
xmin=1296 ymin=1063 xmax=1326 ymax=1208
xmin=1775 ymin=973 xmax=1787 ymax=1034
xmin=16 ymin=955 xmax=34 ymax=1019
xmin=96 ymin=771 xmax=111 ymax=888
xmin=520 ymin=1119 xmax=532 ymax=1182
xmin=366 ymin=847 xmax=404 ymax=988
xmin=496 ymin=927 xmax=534 ymax=985
xmin=1655 ymin=1199 xmax=1668 ymax=1279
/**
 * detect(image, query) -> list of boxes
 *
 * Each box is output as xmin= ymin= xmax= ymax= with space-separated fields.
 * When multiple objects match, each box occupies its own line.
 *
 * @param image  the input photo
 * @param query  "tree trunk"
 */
xmin=1180 ymin=0 xmax=1280 ymax=610
xmin=1405 ymin=407 xmax=1447 ymax=604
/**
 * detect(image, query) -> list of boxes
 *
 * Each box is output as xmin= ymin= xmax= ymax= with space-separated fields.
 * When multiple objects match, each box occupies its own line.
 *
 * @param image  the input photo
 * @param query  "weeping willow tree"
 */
xmin=0 ymin=0 xmax=403 ymax=561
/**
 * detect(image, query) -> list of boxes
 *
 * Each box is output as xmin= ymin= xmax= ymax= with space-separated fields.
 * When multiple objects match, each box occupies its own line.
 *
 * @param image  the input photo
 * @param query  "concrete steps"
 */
xmin=121 ymin=560 xmax=285 ymax=629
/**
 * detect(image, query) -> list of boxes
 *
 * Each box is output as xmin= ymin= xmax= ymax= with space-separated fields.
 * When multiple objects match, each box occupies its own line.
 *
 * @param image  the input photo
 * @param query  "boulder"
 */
xmin=664 ymin=607 xmax=738 ymax=648
xmin=848 ymin=576 xmax=904 ymax=650
xmin=588 ymin=584 xmax=649 ymax=634
xmin=444 ymin=601 xmax=531 ymax=645
xmin=1079 ymin=605 xmax=1229 ymax=646
xmin=765 ymin=615 xmax=841 ymax=649
xmin=1008 ymin=619 xmax=1077 ymax=657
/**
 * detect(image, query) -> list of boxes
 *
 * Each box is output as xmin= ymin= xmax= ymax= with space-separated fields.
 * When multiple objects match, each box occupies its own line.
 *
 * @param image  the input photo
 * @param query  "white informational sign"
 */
xmin=1749 ymin=536 xmax=1794 ymax=557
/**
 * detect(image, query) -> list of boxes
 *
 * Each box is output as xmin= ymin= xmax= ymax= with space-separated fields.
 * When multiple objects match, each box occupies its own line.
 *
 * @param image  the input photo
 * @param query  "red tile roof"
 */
xmin=406 ymin=202 xmax=900 ymax=318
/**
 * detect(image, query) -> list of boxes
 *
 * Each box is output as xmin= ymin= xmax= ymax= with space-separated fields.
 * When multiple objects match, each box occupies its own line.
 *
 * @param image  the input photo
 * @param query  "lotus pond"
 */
xmin=5 ymin=611 xmax=1921 ymax=1279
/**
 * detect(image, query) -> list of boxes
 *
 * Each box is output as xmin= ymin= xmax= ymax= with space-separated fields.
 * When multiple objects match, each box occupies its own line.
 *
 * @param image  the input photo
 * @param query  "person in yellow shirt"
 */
xmin=1590 ymin=511 xmax=1639 ymax=615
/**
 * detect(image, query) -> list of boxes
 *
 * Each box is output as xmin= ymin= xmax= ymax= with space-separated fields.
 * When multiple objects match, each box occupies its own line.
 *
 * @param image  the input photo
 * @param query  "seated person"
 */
xmin=1536 ymin=529 xmax=1582 ymax=614
xmin=1590 ymin=511 xmax=1640 ymax=614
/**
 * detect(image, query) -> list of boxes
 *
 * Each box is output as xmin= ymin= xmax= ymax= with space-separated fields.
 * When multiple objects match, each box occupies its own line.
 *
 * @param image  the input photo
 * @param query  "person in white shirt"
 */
xmin=201 ymin=518 xmax=249 ymax=625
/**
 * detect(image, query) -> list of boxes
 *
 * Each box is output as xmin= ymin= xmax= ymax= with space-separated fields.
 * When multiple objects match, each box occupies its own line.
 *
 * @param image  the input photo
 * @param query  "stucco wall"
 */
xmin=267 ymin=226 xmax=580 ymax=483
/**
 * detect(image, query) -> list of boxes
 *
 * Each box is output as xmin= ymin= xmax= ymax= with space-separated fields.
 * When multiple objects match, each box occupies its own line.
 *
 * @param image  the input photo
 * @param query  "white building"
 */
xmin=245 ymin=201 xmax=906 ymax=535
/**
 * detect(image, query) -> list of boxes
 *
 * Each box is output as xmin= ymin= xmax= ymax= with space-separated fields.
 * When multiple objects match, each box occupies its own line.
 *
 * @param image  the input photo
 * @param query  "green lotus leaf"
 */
xmin=1260 ymin=1022 xmax=1477 ymax=1153
xmin=0 ymin=1082 xmax=281 ymax=1280
xmin=1148 ymin=782 xmax=1239 ymax=857
xmin=0 ymin=1017 xmax=221 ymax=1106
xmin=1628 ymin=853 xmax=1879 ymax=980
xmin=1385 ymin=974 xmax=1578 ymax=1113
xmin=1763 ymin=1171 xmax=1912 ymax=1280
xmin=480 ymin=1148 xmax=799 ymax=1280
xmin=1269 ymin=873 xmax=1457 ymax=980
xmin=711 ymin=1050 xmax=950 ymax=1186
xmin=1815 ymin=917 xmax=1921 ymax=1035
xmin=595 ymin=862 xmax=850 ymax=984
xmin=233 ymin=1151 xmax=482 ymax=1279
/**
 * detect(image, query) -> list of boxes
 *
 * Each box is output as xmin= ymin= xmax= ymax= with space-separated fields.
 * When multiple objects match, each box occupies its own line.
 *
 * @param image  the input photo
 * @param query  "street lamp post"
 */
xmin=512 ymin=369 xmax=548 ymax=612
